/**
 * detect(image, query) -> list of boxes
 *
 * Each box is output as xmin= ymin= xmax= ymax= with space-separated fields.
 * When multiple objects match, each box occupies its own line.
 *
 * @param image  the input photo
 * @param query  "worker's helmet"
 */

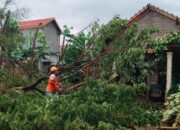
xmin=50 ymin=66 xmax=59 ymax=72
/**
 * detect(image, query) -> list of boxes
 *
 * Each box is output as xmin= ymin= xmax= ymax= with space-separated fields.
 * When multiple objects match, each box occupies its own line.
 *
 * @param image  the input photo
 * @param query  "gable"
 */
xmin=128 ymin=4 xmax=180 ymax=26
xmin=128 ymin=4 xmax=180 ymax=37
xmin=137 ymin=10 xmax=178 ymax=28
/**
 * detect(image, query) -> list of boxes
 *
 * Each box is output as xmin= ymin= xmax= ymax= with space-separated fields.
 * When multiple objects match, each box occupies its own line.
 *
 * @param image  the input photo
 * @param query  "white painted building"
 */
xmin=18 ymin=18 xmax=61 ymax=73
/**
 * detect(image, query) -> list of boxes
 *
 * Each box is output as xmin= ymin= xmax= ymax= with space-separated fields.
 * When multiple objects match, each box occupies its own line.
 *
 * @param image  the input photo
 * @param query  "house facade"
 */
xmin=18 ymin=18 xmax=61 ymax=73
xmin=128 ymin=4 xmax=180 ymax=38
xmin=128 ymin=4 xmax=180 ymax=96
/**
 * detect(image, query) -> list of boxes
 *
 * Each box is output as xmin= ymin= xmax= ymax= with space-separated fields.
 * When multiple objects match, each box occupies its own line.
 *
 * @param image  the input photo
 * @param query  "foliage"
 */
xmin=0 ymin=17 xmax=24 ymax=55
xmin=62 ymin=25 xmax=92 ymax=83
xmin=63 ymin=26 xmax=91 ymax=64
xmin=155 ymin=32 xmax=180 ymax=50
xmin=154 ymin=31 xmax=180 ymax=65
xmin=0 ymin=0 xmax=49 ymax=88
xmin=154 ymin=32 xmax=180 ymax=94
xmin=0 ymin=2 xmax=169 ymax=129
xmin=62 ymin=18 xmax=158 ymax=84
xmin=11 ymin=30 xmax=49 ymax=61
xmin=0 ymin=81 xmax=162 ymax=130
xmin=87 ymin=18 xmax=158 ymax=83
xmin=0 ymin=68 xmax=31 ymax=89
xmin=162 ymin=92 xmax=180 ymax=127
xmin=0 ymin=1 xmax=34 ymax=88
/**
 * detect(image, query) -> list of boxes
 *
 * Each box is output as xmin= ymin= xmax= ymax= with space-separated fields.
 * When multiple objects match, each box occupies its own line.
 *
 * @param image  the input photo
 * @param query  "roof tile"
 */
xmin=19 ymin=18 xmax=55 ymax=30
xmin=128 ymin=4 xmax=180 ymax=26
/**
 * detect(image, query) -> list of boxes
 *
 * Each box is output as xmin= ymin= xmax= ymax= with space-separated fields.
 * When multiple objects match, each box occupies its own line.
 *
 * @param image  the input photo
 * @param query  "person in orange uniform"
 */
xmin=46 ymin=66 xmax=62 ymax=96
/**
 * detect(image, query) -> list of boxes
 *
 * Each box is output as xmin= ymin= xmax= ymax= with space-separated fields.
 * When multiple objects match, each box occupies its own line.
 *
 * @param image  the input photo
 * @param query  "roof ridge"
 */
xmin=150 ymin=4 xmax=178 ymax=19
xmin=128 ymin=4 xmax=180 ymax=26
xmin=20 ymin=17 xmax=55 ymax=23
xmin=18 ymin=17 xmax=61 ymax=33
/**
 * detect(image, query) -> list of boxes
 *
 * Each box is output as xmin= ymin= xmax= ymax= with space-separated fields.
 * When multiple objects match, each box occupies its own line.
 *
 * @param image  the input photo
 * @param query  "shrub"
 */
xmin=162 ymin=92 xmax=180 ymax=127
xmin=0 ymin=81 xmax=163 ymax=129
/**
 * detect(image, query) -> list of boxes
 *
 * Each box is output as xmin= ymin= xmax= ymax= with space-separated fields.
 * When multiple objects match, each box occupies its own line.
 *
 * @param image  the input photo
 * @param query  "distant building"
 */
xmin=18 ymin=18 xmax=61 ymax=73
xmin=128 ymin=4 xmax=180 ymax=38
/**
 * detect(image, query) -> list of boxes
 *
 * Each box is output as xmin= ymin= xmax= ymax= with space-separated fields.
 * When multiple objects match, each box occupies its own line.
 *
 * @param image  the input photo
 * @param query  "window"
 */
xmin=42 ymin=61 xmax=51 ymax=73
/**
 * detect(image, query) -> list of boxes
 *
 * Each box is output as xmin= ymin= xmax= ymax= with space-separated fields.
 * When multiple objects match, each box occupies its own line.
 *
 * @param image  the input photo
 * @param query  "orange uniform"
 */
xmin=46 ymin=74 xmax=61 ymax=93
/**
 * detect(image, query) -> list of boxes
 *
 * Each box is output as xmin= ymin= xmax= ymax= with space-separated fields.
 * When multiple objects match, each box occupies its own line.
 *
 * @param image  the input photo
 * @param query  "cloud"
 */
xmin=8 ymin=0 xmax=180 ymax=33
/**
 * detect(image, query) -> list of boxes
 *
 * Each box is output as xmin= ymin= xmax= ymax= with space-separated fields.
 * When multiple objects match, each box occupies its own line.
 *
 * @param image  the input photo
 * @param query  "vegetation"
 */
xmin=0 ymin=0 xmax=180 ymax=129
xmin=0 ymin=81 xmax=162 ymax=130
xmin=154 ymin=32 xmax=180 ymax=94
xmin=0 ymin=0 xmax=55 ymax=92
xmin=60 ymin=18 xmax=158 ymax=85
xmin=154 ymin=32 xmax=180 ymax=128
xmin=162 ymin=91 xmax=180 ymax=127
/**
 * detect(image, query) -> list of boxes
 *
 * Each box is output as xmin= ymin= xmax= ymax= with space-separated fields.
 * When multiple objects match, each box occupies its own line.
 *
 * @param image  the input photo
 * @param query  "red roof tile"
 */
xmin=128 ymin=4 xmax=180 ymax=26
xmin=18 ymin=18 xmax=61 ymax=33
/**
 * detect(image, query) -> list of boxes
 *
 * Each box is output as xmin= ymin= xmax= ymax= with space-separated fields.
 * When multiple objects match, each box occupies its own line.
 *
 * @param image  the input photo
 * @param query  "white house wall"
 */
xmin=42 ymin=22 xmax=60 ymax=65
xmin=20 ymin=22 xmax=60 ymax=72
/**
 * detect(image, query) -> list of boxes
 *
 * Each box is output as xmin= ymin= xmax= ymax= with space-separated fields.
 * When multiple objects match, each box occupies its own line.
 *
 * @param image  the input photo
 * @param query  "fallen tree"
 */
xmin=13 ymin=47 xmax=125 ymax=94
xmin=14 ymin=18 xmax=158 ymax=93
xmin=1 ymin=1 xmax=159 ymax=95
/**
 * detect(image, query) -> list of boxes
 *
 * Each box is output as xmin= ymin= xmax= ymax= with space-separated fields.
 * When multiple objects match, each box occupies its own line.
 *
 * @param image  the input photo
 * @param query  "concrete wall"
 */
xmin=42 ymin=22 xmax=60 ymax=65
xmin=136 ymin=11 xmax=180 ymax=38
xmin=20 ymin=22 xmax=60 ymax=72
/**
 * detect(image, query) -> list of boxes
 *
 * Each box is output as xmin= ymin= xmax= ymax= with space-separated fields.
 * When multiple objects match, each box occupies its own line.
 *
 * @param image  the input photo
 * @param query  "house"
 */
xmin=128 ymin=4 xmax=180 ymax=97
xmin=18 ymin=18 xmax=61 ymax=73
xmin=128 ymin=4 xmax=180 ymax=37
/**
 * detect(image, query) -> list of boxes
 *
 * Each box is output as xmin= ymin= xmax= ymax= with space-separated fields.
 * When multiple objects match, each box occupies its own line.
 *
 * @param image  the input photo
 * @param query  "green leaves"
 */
xmin=6 ymin=17 xmax=19 ymax=34
xmin=0 ymin=82 xmax=162 ymax=129
xmin=61 ymin=17 xmax=161 ymax=84
xmin=11 ymin=48 xmax=24 ymax=60
xmin=157 ymin=32 xmax=180 ymax=45
xmin=11 ymin=30 xmax=49 ymax=61
xmin=89 ymin=19 xmax=158 ymax=83
xmin=162 ymin=92 xmax=180 ymax=126
xmin=63 ymin=29 xmax=91 ymax=64
xmin=154 ymin=32 xmax=180 ymax=55
xmin=98 ymin=121 xmax=115 ymax=130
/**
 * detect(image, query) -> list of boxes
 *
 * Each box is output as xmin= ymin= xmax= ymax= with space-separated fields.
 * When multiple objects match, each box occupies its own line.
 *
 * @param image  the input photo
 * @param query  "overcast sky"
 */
xmin=3 ymin=0 xmax=180 ymax=33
